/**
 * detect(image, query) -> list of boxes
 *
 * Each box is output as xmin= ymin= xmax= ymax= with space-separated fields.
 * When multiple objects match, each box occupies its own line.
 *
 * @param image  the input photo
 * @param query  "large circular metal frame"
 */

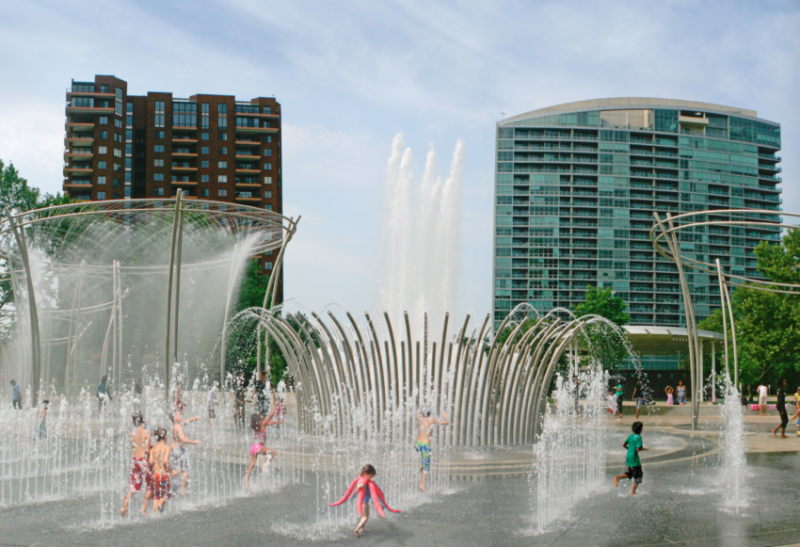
xmin=650 ymin=209 xmax=799 ymax=429
xmin=0 ymin=193 xmax=300 ymax=406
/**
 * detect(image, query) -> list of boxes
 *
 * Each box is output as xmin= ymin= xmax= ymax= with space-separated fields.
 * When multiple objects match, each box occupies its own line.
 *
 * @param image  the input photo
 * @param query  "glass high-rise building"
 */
xmin=493 ymin=99 xmax=781 ymax=367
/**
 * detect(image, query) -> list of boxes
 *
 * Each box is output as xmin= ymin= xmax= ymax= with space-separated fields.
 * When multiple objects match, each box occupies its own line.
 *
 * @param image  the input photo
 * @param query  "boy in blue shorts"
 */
xmin=614 ymin=421 xmax=648 ymax=495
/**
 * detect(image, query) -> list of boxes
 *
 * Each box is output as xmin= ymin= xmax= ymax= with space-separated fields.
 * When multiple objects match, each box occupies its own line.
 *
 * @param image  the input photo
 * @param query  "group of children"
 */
xmin=119 ymin=408 xmax=202 ymax=517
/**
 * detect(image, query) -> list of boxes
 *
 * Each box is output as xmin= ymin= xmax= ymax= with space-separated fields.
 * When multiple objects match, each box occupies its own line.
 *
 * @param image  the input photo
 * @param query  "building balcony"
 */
xmin=63 ymin=181 xmax=93 ymax=188
xmin=235 ymin=195 xmax=261 ymax=203
xmin=66 ymin=90 xmax=115 ymax=99
xmin=63 ymin=167 xmax=92 ymax=175
xmin=235 ymin=154 xmax=260 ymax=160
xmin=64 ymin=153 xmax=93 ymax=160
xmin=235 ymin=140 xmax=261 ymax=146
xmin=65 ymin=136 xmax=94 ymax=145
xmin=236 ymin=112 xmax=279 ymax=119
xmin=66 ymin=122 xmax=94 ymax=129
xmin=172 ymin=126 xmax=197 ymax=132
xmin=66 ymin=106 xmax=115 ymax=115
xmin=171 ymin=180 xmax=198 ymax=186
xmin=172 ymin=137 xmax=198 ymax=144
xmin=235 ymin=182 xmax=261 ymax=188
xmin=235 ymin=126 xmax=278 ymax=134
xmin=172 ymin=165 xmax=197 ymax=171
xmin=172 ymin=152 xmax=198 ymax=157
xmin=235 ymin=168 xmax=260 ymax=174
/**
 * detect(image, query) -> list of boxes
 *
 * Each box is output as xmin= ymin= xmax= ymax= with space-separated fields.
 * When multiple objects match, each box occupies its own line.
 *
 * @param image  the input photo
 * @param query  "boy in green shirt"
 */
xmin=614 ymin=421 xmax=648 ymax=495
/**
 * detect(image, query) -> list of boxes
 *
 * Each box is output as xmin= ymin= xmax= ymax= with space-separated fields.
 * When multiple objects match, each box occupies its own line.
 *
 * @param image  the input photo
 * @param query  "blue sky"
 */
xmin=0 ymin=0 xmax=798 ymax=319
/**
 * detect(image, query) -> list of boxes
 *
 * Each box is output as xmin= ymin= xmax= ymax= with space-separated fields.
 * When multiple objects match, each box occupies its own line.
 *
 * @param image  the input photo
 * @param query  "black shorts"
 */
xmin=780 ymin=409 xmax=788 ymax=427
xmin=624 ymin=466 xmax=643 ymax=484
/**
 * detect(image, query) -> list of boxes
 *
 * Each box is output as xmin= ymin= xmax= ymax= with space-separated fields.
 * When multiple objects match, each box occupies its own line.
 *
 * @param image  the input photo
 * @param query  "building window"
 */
xmin=114 ymin=148 xmax=122 ymax=158
xmin=201 ymin=160 xmax=209 ymax=168
xmin=125 ymin=144 xmax=132 ymax=154
xmin=113 ymin=163 xmax=121 ymax=171
xmin=264 ymin=191 xmax=272 ymax=198
xmin=267 ymin=136 xmax=272 ymax=143
xmin=218 ymin=104 xmax=227 ymax=114
xmin=155 ymin=100 xmax=165 ymax=112
xmin=154 ymin=188 xmax=164 ymax=196
xmin=100 ymin=84 xmax=109 ymax=93
xmin=97 ymin=191 xmax=106 ymax=199
xmin=201 ymin=117 xmax=209 ymax=129
xmin=201 ymin=132 xmax=209 ymax=140
xmin=263 ymin=106 xmax=271 ymax=114
xmin=201 ymin=188 xmax=209 ymax=197
xmin=201 ymin=174 xmax=209 ymax=182
xmin=97 ymin=176 xmax=107 ymax=185
xmin=155 ymin=114 xmax=165 ymax=128
xmin=154 ymin=159 xmax=164 ymax=167
xmin=154 ymin=145 xmax=164 ymax=153
xmin=264 ymin=176 xmax=272 ymax=184
xmin=154 ymin=131 xmax=164 ymax=140
xmin=264 ymin=205 xmax=272 ymax=211
xmin=219 ymin=147 xmax=227 ymax=155
xmin=264 ymin=163 xmax=272 ymax=170
xmin=114 ymin=133 xmax=123 ymax=143
xmin=124 ymin=186 xmax=131 ymax=197
xmin=218 ymin=133 xmax=228 ymax=141
xmin=126 ymin=130 xmax=133 ymax=140
xmin=99 ymin=116 xmax=108 ymax=125
xmin=218 ymin=161 xmax=227 ymax=169
xmin=126 ymin=102 xmax=133 ymax=113
xmin=125 ymin=116 xmax=132 ymax=126
xmin=125 ymin=172 xmax=131 ymax=182
xmin=125 ymin=158 xmax=132 ymax=168
xmin=218 ymin=189 xmax=228 ymax=197
xmin=201 ymin=146 xmax=209 ymax=154
xmin=98 ymin=160 xmax=107 ymax=169
xmin=218 ymin=116 xmax=227 ymax=129
xmin=263 ymin=149 xmax=272 ymax=156
xmin=154 ymin=173 xmax=164 ymax=181
xmin=218 ymin=175 xmax=228 ymax=183
xmin=99 ymin=146 xmax=108 ymax=154
xmin=113 ymin=178 xmax=121 ymax=187
xmin=201 ymin=103 xmax=209 ymax=114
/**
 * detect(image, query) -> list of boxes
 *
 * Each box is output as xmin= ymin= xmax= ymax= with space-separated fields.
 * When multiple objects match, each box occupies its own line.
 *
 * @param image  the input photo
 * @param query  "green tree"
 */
xmin=573 ymin=286 xmax=630 ymax=370
xmin=699 ymin=229 xmax=800 ymax=388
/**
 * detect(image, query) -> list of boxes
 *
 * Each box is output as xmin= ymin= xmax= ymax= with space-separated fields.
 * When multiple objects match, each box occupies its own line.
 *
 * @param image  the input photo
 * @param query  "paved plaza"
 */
xmin=3 ymin=409 xmax=800 ymax=547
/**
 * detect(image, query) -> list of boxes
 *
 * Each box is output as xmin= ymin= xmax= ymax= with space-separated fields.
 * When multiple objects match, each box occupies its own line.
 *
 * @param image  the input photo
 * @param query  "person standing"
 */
xmin=97 ymin=375 xmax=112 ymax=412
xmin=207 ymin=382 xmax=218 ymax=429
xmin=615 ymin=382 xmax=624 ymax=416
xmin=758 ymin=383 xmax=768 ymax=416
xmin=10 ymin=379 xmax=21 ymax=409
xmin=415 ymin=407 xmax=448 ymax=492
xmin=253 ymin=370 xmax=270 ymax=416
xmin=36 ymin=400 xmax=49 ymax=439
xmin=233 ymin=372 xmax=246 ymax=429
xmin=169 ymin=410 xmax=200 ymax=495
xmin=665 ymin=386 xmax=674 ymax=405
xmin=676 ymin=381 xmax=687 ymax=405
xmin=632 ymin=379 xmax=645 ymax=419
xmin=773 ymin=379 xmax=789 ymax=438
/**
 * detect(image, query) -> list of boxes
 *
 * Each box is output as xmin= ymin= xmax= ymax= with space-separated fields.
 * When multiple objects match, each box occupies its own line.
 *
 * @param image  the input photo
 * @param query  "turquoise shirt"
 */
xmin=625 ymin=433 xmax=643 ymax=467
xmin=614 ymin=385 xmax=623 ymax=398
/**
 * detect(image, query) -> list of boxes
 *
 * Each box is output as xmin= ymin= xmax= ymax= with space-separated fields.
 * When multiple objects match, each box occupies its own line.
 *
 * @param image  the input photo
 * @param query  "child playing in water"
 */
xmin=415 ymin=407 xmax=448 ymax=492
xmin=120 ymin=412 xmax=152 ymax=517
xmin=36 ymin=400 xmax=49 ymax=439
xmin=243 ymin=404 xmax=281 ymax=490
xmin=328 ymin=464 xmax=400 ymax=537
xmin=150 ymin=427 xmax=173 ymax=513
xmin=614 ymin=421 xmax=648 ymax=495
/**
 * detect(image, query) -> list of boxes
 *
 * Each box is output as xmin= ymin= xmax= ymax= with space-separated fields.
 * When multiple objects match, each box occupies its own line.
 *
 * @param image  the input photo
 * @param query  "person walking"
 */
xmin=773 ymin=379 xmax=789 ymax=438
xmin=615 ymin=382 xmax=624 ymax=416
xmin=758 ymin=383 xmax=768 ymax=416
xmin=10 ymin=379 xmax=21 ymax=409
xmin=169 ymin=410 xmax=200 ymax=495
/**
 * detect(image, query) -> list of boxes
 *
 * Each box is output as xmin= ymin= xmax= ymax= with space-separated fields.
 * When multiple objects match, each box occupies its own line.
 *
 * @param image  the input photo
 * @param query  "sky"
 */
xmin=0 ymin=0 xmax=798 ymax=321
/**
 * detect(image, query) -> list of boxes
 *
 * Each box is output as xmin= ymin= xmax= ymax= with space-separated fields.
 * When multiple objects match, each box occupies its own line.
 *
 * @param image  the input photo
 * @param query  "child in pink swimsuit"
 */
xmin=243 ymin=404 xmax=281 ymax=490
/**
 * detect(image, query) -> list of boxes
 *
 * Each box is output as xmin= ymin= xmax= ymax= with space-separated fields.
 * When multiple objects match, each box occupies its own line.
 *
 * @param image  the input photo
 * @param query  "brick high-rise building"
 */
xmin=63 ymin=74 xmax=284 ymax=299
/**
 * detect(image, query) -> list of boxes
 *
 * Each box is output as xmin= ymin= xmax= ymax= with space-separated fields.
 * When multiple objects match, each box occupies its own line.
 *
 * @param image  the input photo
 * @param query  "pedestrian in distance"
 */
xmin=676 ymin=381 xmax=687 ymax=405
xmin=36 ymin=400 xmax=49 ymax=439
xmin=758 ymin=382 xmax=768 ymax=416
xmin=10 ymin=379 xmax=21 ymax=409
xmin=207 ymin=382 xmax=218 ymax=429
xmin=615 ymin=382 xmax=624 ymax=416
xmin=97 ymin=375 xmax=112 ymax=412
xmin=665 ymin=386 xmax=674 ymax=405
xmin=773 ymin=378 xmax=789 ymax=438
xmin=614 ymin=421 xmax=648 ymax=495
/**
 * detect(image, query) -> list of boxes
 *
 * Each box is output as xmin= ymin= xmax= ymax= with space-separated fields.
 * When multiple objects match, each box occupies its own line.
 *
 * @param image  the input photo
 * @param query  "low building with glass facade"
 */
xmin=493 ymin=98 xmax=782 ymax=369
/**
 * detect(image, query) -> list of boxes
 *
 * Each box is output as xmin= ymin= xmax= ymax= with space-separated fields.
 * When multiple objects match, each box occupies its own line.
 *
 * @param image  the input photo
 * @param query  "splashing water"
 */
xmin=719 ymin=375 xmax=747 ymax=514
xmin=378 ymin=133 xmax=464 ymax=332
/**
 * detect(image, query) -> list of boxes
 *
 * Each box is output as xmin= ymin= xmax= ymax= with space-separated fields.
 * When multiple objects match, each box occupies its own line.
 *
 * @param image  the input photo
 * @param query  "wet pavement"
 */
xmin=3 ymin=425 xmax=800 ymax=547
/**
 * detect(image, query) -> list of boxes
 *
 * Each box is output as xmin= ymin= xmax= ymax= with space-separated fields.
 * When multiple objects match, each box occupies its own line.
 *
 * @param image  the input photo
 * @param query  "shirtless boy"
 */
xmin=120 ymin=412 xmax=153 ymax=517
xmin=150 ymin=427 xmax=173 ymax=513
xmin=169 ymin=410 xmax=200 ymax=495
xmin=415 ymin=407 xmax=448 ymax=492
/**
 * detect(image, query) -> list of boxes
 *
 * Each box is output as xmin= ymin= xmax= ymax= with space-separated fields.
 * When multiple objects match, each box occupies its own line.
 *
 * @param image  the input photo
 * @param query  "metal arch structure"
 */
xmin=650 ymin=209 xmax=800 ymax=429
xmin=0 ymin=194 xmax=299 ymax=406
xmin=258 ymin=304 xmax=621 ymax=447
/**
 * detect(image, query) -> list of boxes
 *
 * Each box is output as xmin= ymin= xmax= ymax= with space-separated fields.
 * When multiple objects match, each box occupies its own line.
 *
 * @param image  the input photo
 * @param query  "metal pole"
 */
xmin=7 ymin=213 xmax=41 ymax=407
xmin=172 ymin=200 xmax=184 ymax=367
xmin=164 ymin=190 xmax=183 ymax=405
xmin=715 ymin=259 xmax=730 ymax=379
xmin=711 ymin=341 xmax=716 ymax=401
xmin=118 ymin=261 xmax=124 ymax=391
xmin=221 ymin=243 xmax=238 ymax=385
xmin=112 ymin=260 xmax=118 ymax=387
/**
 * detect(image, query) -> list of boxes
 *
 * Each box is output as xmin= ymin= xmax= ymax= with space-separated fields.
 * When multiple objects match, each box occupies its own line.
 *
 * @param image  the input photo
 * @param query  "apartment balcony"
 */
xmin=172 ymin=151 xmax=198 ymax=157
xmin=65 ymin=136 xmax=94 ymax=145
xmin=172 ymin=137 xmax=198 ymax=144
xmin=63 ymin=181 xmax=93 ymax=188
xmin=64 ymin=152 xmax=93 ymax=159
xmin=63 ymin=167 xmax=92 ymax=175
xmin=66 ymin=105 xmax=115 ymax=115
xmin=235 ymin=154 xmax=260 ymax=161
xmin=235 ymin=124 xmax=277 ymax=134
xmin=66 ymin=122 xmax=94 ymax=129
xmin=235 ymin=182 xmax=261 ymax=188
xmin=235 ymin=168 xmax=260 ymax=174
xmin=171 ymin=165 xmax=197 ymax=171
xmin=235 ymin=195 xmax=261 ymax=203
xmin=66 ymin=90 xmax=115 ymax=100
xmin=235 ymin=139 xmax=261 ymax=146
xmin=171 ymin=180 xmax=198 ymax=186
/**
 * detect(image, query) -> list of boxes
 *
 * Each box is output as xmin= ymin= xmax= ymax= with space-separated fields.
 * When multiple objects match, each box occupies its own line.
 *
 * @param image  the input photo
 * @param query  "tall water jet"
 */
xmin=719 ymin=375 xmax=746 ymax=514
xmin=378 ymin=133 xmax=464 ymax=331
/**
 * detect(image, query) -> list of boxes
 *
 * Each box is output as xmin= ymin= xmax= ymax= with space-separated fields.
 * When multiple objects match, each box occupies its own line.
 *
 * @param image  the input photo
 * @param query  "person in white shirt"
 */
xmin=758 ymin=384 xmax=768 ymax=416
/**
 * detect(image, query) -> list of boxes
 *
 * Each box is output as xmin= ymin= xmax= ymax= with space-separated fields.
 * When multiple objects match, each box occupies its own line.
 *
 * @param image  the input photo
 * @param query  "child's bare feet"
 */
xmin=139 ymin=508 xmax=147 ymax=516
xmin=354 ymin=529 xmax=361 ymax=538
xmin=120 ymin=506 xmax=127 ymax=517
xmin=614 ymin=477 xmax=619 ymax=487
xmin=630 ymin=491 xmax=637 ymax=495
